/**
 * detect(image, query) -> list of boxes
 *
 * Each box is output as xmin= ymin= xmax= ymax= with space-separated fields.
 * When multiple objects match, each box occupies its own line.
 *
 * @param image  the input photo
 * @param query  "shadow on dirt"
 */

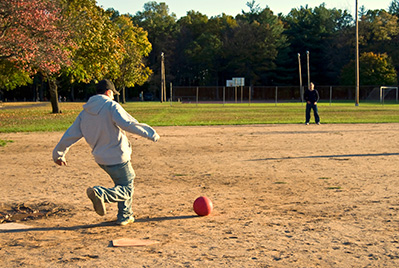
xmin=0 ymin=214 xmax=198 ymax=233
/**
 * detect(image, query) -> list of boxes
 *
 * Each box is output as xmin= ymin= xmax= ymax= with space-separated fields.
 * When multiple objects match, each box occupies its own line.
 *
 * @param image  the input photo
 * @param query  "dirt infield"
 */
xmin=0 ymin=123 xmax=398 ymax=267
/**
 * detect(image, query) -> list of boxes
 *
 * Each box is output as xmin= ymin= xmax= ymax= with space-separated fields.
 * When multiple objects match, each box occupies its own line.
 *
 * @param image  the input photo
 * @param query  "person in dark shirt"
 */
xmin=304 ymin=82 xmax=320 ymax=125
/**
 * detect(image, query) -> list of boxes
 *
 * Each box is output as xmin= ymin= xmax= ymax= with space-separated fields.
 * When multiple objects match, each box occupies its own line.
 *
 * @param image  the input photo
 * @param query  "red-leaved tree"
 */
xmin=0 ymin=0 xmax=74 ymax=112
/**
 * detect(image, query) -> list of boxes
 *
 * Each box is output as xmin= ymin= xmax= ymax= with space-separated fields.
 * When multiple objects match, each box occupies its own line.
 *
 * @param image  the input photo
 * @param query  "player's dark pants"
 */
xmin=306 ymin=103 xmax=320 ymax=124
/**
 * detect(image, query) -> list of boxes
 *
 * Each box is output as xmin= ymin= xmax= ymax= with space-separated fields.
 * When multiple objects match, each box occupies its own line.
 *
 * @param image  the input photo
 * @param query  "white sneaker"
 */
xmin=117 ymin=216 xmax=135 ymax=226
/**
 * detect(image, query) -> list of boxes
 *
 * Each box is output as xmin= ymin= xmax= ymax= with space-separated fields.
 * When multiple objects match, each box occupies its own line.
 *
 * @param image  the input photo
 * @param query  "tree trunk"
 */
xmin=34 ymin=83 xmax=39 ymax=102
xmin=122 ymin=86 xmax=126 ymax=104
xmin=48 ymin=77 xmax=61 ymax=113
xmin=70 ymin=83 xmax=75 ymax=102
xmin=39 ymin=79 xmax=44 ymax=101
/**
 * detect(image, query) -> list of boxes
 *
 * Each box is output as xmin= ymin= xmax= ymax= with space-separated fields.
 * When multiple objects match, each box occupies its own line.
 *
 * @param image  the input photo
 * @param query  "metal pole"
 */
xmin=298 ymin=53 xmax=303 ymax=103
xmin=330 ymin=86 xmax=332 ymax=106
xmin=306 ymin=51 xmax=310 ymax=89
xmin=275 ymin=86 xmax=278 ymax=106
xmin=355 ymin=0 xmax=360 ymax=106
xmin=382 ymin=88 xmax=385 ymax=106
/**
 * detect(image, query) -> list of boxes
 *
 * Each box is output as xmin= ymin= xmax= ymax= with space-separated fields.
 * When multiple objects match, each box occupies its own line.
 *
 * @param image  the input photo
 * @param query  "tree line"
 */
xmin=1 ymin=0 xmax=152 ymax=111
xmin=1 ymin=0 xmax=399 ymax=111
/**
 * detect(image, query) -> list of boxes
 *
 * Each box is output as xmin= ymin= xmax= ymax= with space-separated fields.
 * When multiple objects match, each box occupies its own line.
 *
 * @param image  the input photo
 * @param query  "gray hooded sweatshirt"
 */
xmin=53 ymin=94 xmax=159 ymax=165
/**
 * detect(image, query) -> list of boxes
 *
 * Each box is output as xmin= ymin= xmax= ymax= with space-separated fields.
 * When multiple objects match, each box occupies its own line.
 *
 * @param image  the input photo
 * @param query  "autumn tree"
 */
xmin=341 ymin=52 xmax=397 ymax=85
xmin=0 ymin=61 xmax=31 ymax=91
xmin=359 ymin=9 xmax=399 ymax=45
xmin=112 ymin=15 xmax=152 ymax=103
xmin=0 ymin=0 xmax=73 ymax=112
xmin=61 ymin=0 xmax=124 ymax=97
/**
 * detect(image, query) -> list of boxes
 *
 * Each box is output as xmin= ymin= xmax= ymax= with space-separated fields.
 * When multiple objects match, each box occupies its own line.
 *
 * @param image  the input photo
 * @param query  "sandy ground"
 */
xmin=0 ymin=123 xmax=399 ymax=267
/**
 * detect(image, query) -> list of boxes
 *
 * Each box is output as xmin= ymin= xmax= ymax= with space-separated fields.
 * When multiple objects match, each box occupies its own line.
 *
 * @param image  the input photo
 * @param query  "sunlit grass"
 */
xmin=0 ymin=139 xmax=13 ymax=147
xmin=0 ymin=101 xmax=398 ymax=133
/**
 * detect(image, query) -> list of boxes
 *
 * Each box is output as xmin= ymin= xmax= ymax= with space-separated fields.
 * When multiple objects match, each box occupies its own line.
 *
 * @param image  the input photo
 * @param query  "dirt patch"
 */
xmin=0 ymin=202 xmax=70 ymax=223
xmin=0 ymin=124 xmax=398 ymax=267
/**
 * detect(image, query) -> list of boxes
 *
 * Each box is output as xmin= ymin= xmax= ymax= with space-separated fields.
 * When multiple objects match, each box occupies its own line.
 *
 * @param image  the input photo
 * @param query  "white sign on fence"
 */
xmin=226 ymin=80 xmax=234 ymax=87
xmin=232 ymin=77 xmax=245 ymax=86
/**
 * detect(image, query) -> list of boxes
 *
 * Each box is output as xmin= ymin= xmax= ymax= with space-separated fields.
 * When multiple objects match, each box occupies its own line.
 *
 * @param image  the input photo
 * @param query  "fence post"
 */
xmin=241 ymin=86 xmax=243 ymax=103
xmin=196 ymin=87 xmax=199 ymax=106
xmin=170 ymin=82 xmax=173 ymax=106
xmin=223 ymin=87 xmax=225 ymax=106
xmin=235 ymin=86 xmax=237 ymax=103
xmin=275 ymin=86 xmax=278 ymax=106
xmin=249 ymin=86 xmax=251 ymax=106
xmin=330 ymin=86 xmax=332 ymax=106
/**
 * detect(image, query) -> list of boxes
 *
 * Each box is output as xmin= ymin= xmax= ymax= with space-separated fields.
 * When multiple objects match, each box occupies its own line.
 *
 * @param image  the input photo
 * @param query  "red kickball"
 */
xmin=193 ymin=196 xmax=213 ymax=216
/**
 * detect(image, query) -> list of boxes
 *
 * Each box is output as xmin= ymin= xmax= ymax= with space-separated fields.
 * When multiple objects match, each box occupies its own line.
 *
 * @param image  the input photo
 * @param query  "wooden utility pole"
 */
xmin=298 ymin=53 xmax=304 ymax=103
xmin=161 ymin=52 xmax=166 ymax=103
xmin=355 ymin=0 xmax=360 ymax=106
xmin=306 ymin=51 xmax=310 ymax=89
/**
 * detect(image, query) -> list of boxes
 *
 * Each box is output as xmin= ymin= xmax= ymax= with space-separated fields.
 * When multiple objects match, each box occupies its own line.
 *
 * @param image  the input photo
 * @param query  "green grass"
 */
xmin=326 ymin=186 xmax=342 ymax=190
xmin=0 ymin=101 xmax=398 ymax=133
xmin=0 ymin=139 xmax=13 ymax=146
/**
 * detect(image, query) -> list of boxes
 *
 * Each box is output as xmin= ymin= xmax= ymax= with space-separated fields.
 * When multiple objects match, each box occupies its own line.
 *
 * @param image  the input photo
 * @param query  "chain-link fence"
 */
xmin=171 ymin=86 xmax=398 ymax=104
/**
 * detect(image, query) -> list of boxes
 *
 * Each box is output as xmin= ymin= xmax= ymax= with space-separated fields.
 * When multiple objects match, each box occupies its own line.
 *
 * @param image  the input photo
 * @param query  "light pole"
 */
xmin=355 ymin=0 xmax=360 ymax=106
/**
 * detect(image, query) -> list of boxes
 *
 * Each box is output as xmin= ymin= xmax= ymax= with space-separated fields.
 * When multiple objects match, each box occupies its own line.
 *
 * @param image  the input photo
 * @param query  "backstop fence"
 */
xmin=170 ymin=85 xmax=399 ymax=104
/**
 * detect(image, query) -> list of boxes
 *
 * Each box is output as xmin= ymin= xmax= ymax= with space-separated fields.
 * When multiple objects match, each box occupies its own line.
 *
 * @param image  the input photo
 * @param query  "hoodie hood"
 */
xmin=83 ymin=95 xmax=111 ymax=115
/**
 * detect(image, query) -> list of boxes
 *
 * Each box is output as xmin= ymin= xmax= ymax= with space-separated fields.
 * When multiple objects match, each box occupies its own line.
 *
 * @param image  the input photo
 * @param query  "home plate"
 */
xmin=0 ymin=223 xmax=32 ymax=230
xmin=112 ymin=238 xmax=160 ymax=247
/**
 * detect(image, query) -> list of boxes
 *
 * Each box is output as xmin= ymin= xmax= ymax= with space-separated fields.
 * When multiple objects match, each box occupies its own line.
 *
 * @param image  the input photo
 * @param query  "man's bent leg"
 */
xmin=96 ymin=161 xmax=136 ymax=222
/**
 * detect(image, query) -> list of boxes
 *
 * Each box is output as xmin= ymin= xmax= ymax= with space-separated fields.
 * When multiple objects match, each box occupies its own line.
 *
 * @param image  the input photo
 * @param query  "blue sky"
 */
xmin=96 ymin=0 xmax=393 ymax=18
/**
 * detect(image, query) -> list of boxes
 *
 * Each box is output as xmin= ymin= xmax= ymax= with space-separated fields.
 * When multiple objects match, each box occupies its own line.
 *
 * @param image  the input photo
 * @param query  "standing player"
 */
xmin=304 ymin=82 xmax=320 ymax=125
xmin=53 ymin=79 xmax=160 ymax=226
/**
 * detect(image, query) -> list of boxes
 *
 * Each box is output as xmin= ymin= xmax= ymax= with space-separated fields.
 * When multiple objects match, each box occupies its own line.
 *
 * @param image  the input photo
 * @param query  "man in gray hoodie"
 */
xmin=53 ymin=79 xmax=160 ymax=226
